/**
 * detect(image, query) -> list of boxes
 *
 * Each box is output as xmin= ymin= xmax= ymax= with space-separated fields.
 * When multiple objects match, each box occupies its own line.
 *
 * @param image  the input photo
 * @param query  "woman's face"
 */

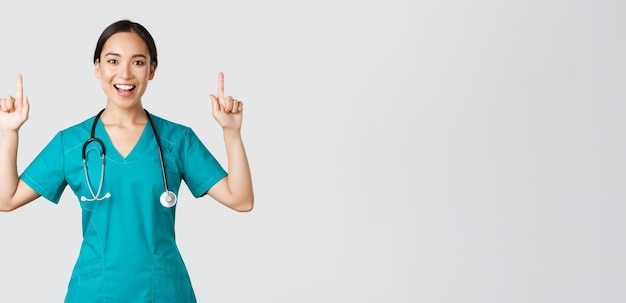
xmin=95 ymin=31 xmax=156 ymax=110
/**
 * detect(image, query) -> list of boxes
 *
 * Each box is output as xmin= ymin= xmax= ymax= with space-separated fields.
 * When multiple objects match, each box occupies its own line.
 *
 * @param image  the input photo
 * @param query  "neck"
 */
xmin=100 ymin=105 xmax=148 ymax=126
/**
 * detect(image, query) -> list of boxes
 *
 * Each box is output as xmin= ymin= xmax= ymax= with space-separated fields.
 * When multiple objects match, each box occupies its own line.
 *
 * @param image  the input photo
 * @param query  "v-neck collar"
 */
xmin=93 ymin=117 xmax=154 ymax=163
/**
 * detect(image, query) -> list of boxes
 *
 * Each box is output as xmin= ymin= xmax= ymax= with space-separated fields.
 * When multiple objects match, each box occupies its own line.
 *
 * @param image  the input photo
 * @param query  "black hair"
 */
xmin=93 ymin=19 xmax=158 ymax=67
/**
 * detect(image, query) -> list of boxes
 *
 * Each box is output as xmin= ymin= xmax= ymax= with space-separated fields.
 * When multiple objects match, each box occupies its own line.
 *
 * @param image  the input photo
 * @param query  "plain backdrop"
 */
xmin=0 ymin=0 xmax=625 ymax=302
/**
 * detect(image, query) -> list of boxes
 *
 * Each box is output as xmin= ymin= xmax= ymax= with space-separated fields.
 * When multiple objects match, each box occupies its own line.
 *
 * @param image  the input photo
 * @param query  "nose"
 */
xmin=118 ymin=62 xmax=133 ymax=79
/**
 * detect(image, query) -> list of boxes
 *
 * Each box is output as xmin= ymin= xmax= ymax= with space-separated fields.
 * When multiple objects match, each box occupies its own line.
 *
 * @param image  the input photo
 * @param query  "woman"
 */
xmin=0 ymin=19 xmax=253 ymax=302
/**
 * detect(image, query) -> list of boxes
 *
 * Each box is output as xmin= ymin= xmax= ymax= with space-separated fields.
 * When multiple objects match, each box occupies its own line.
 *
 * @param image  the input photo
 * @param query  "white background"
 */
xmin=0 ymin=0 xmax=625 ymax=302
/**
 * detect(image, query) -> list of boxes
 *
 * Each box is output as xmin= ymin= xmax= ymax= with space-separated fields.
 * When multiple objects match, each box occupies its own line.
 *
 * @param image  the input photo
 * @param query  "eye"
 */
xmin=133 ymin=60 xmax=145 ymax=66
xmin=107 ymin=59 xmax=118 ymax=64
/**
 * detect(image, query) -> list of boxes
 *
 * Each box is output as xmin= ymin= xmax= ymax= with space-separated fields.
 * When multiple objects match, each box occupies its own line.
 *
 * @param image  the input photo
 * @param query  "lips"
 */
xmin=114 ymin=84 xmax=135 ymax=97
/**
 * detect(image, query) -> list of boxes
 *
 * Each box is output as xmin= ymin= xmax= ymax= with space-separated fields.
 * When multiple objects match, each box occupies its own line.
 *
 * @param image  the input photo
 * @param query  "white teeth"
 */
xmin=115 ymin=84 xmax=135 ymax=90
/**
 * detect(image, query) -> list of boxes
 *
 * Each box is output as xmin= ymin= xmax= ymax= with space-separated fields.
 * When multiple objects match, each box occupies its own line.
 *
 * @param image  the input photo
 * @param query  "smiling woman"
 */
xmin=0 ymin=19 xmax=253 ymax=303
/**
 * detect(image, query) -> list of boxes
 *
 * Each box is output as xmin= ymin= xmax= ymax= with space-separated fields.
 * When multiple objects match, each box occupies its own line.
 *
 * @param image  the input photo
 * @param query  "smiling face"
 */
xmin=95 ymin=31 xmax=156 ymax=110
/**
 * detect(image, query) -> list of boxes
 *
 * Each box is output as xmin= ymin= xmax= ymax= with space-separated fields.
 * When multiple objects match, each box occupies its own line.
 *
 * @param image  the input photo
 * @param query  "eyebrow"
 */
xmin=104 ymin=52 xmax=148 ymax=59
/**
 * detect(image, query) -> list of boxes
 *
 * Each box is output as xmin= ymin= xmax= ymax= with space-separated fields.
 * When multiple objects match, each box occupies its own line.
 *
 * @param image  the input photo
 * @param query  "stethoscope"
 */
xmin=80 ymin=108 xmax=177 ymax=208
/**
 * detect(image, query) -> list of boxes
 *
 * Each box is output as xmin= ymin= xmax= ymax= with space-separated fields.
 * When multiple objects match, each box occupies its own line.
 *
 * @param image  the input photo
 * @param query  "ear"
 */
xmin=94 ymin=59 xmax=101 ymax=78
xmin=148 ymin=62 xmax=157 ymax=80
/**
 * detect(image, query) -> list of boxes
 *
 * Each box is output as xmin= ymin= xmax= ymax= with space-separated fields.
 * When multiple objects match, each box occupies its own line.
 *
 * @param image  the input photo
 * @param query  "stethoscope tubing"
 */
xmin=81 ymin=108 xmax=176 ymax=207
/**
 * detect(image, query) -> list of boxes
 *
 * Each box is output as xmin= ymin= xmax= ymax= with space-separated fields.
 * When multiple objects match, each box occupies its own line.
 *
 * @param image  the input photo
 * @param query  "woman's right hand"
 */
xmin=0 ymin=74 xmax=30 ymax=131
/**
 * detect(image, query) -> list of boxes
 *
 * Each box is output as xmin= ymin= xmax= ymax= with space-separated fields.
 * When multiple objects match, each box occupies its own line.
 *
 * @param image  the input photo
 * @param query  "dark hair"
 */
xmin=93 ymin=19 xmax=158 ymax=67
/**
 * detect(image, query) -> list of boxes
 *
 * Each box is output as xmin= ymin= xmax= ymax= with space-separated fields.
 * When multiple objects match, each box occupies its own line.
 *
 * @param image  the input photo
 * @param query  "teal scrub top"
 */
xmin=21 ymin=113 xmax=227 ymax=303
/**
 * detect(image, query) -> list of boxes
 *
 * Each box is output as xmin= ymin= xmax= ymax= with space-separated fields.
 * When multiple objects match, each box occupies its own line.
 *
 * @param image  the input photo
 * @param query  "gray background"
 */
xmin=0 ymin=0 xmax=624 ymax=302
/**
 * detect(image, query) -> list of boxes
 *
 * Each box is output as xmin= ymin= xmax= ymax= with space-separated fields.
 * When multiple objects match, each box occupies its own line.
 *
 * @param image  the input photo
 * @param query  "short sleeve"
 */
xmin=182 ymin=128 xmax=227 ymax=198
xmin=20 ymin=132 xmax=67 ymax=203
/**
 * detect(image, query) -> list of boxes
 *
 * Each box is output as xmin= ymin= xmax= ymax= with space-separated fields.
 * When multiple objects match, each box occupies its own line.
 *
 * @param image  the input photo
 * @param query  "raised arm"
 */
xmin=0 ymin=74 xmax=40 ymax=211
xmin=207 ymin=72 xmax=254 ymax=212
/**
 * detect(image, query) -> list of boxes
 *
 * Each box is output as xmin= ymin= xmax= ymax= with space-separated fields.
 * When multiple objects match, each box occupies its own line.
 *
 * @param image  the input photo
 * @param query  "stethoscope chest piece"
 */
xmin=160 ymin=191 xmax=177 ymax=208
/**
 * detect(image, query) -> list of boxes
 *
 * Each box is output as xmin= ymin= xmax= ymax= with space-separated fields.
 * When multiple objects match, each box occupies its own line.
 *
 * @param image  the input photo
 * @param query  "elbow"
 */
xmin=233 ymin=196 xmax=254 ymax=212
xmin=0 ymin=201 xmax=17 ymax=212
xmin=235 ymin=205 xmax=253 ymax=212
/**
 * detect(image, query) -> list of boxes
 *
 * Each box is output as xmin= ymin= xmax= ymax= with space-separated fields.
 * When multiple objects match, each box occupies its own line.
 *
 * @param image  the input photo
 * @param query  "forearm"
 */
xmin=0 ymin=130 xmax=20 ymax=208
xmin=222 ymin=128 xmax=254 ymax=211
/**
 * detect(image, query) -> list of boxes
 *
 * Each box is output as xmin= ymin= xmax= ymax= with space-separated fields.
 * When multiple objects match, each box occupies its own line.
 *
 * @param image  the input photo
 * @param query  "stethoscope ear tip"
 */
xmin=104 ymin=192 xmax=111 ymax=198
xmin=80 ymin=196 xmax=87 ymax=201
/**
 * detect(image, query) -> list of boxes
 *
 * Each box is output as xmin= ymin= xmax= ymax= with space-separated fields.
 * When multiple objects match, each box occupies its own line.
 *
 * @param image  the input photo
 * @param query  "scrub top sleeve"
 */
xmin=182 ymin=128 xmax=227 ymax=198
xmin=20 ymin=132 xmax=67 ymax=204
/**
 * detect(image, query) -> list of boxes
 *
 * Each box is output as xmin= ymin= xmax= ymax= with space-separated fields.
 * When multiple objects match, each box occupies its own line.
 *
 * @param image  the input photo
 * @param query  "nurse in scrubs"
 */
xmin=0 ymin=19 xmax=253 ymax=302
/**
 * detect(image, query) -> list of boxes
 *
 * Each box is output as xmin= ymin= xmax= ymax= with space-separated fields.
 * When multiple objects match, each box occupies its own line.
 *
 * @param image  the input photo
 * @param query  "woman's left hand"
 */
xmin=210 ymin=72 xmax=243 ymax=130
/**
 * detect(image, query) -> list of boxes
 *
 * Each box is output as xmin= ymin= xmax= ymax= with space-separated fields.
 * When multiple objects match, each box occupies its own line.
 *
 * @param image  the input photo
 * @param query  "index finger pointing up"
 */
xmin=217 ymin=72 xmax=224 ymax=100
xmin=16 ymin=73 xmax=23 ymax=100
